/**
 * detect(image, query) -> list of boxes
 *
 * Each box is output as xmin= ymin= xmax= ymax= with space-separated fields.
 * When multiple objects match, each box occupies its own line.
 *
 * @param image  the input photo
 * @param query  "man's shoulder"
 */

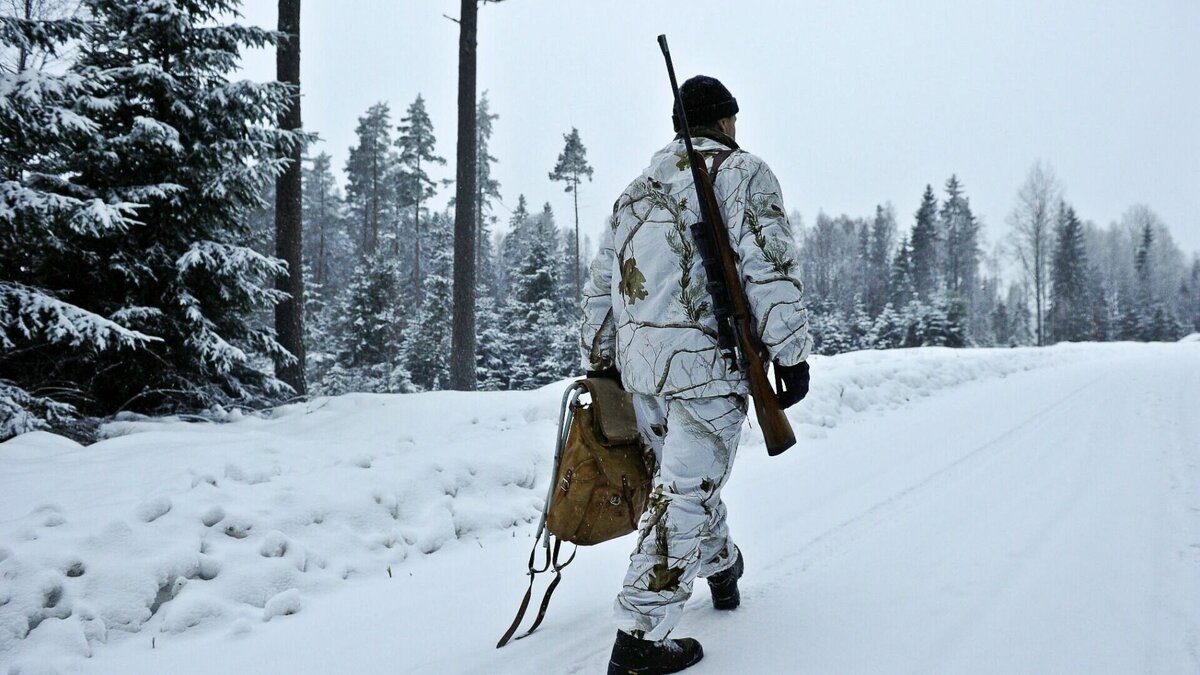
xmin=720 ymin=148 xmax=772 ymax=177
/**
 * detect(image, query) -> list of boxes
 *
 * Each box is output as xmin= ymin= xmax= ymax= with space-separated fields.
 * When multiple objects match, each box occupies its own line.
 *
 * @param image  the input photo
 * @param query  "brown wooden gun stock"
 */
xmin=690 ymin=158 xmax=796 ymax=456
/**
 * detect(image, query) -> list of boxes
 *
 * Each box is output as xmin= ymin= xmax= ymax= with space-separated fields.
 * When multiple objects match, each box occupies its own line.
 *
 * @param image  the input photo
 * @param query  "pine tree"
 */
xmin=302 ymin=152 xmax=349 ymax=289
xmin=1048 ymin=204 xmax=1090 ymax=342
xmin=274 ymin=0 xmax=305 ymax=396
xmin=475 ymin=91 xmax=501 ymax=275
xmin=301 ymin=152 xmax=352 ymax=391
xmin=396 ymin=94 xmax=445 ymax=298
xmin=548 ymin=127 xmax=594 ymax=304
xmin=345 ymin=103 xmax=396 ymax=256
xmin=910 ymin=184 xmax=940 ymax=299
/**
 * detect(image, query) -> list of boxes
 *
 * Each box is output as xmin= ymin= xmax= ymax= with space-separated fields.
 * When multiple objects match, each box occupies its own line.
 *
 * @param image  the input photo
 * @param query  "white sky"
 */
xmin=237 ymin=0 xmax=1200 ymax=258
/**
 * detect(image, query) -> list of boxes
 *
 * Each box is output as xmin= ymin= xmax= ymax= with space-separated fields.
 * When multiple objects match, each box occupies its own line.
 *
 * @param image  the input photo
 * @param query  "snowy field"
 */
xmin=2 ymin=341 xmax=1198 ymax=674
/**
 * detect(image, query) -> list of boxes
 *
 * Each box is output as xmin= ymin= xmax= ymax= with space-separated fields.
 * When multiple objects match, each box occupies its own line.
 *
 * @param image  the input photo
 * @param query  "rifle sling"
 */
xmin=709 ymin=148 xmax=734 ymax=178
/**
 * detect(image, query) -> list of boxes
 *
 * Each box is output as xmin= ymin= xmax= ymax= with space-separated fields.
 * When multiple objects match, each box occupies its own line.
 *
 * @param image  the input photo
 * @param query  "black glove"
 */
xmin=774 ymin=361 xmax=809 ymax=409
xmin=586 ymin=366 xmax=622 ymax=388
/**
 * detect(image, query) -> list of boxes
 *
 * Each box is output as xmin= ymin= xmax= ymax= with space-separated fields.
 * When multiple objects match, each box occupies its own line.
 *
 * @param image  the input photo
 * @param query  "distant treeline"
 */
xmin=796 ymin=166 xmax=1199 ymax=354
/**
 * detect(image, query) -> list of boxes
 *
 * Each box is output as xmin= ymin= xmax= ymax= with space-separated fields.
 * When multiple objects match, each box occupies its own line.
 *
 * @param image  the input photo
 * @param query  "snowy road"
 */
xmin=15 ymin=344 xmax=1200 ymax=674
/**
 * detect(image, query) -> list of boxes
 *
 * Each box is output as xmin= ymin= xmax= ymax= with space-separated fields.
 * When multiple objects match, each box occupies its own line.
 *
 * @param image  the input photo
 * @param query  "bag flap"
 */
xmin=580 ymin=377 xmax=640 ymax=445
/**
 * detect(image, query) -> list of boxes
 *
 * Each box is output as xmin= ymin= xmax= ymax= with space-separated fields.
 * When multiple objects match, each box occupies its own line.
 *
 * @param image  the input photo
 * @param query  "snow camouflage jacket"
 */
xmin=580 ymin=132 xmax=812 ymax=399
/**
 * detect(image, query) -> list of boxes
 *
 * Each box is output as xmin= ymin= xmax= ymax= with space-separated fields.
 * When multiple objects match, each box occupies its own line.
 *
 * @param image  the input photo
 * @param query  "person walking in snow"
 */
xmin=580 ymin=75 xmax=813 ymax=674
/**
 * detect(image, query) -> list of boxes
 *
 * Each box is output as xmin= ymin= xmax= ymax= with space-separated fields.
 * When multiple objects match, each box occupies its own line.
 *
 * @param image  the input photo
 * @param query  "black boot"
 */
xmin=608 ymin=630 xmax=704 ymax=675
xmin=706 ymin=547 xmax=743 ymax=610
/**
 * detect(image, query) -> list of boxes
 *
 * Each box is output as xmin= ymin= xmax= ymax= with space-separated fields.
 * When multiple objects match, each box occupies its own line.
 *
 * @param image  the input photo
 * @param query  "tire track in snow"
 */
xmin=753 ymin=373 xmax=1106 ymax=584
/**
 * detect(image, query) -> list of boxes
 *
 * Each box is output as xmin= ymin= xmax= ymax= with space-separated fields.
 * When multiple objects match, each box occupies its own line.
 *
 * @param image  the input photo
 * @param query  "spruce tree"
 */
xmin=866 ymin=204 xmax=895 ymax=315
xmin=1134 ymin=220 xmax=1154 ymax=303
xmin=548 ymin=127 xmax=594 ymax=303
xmin=1190 ymin=257 xmax=1200 ymax=332
xmin=334 ymin=255 xmax=409 ymax=392
xmin=495 ymin=194 xmax=531 ymax=303
xmin=888 ymin=237 xmax=917 ymax=307
xmin=401 ymin=212 xmax=454 ymax=390
xmin=1048 ymin=204 xmax=1090 ymax=342
xmin=20 ymin=0 xmax=304 ymax=416
xmin=505 ymin=211 xmax=569 ymax=389
xmin=0 ymin=14 xmax=155 ymax=435
xmin=910 ymin=184 xmax=940 ymax=299
xmin=396 ymin=94 xmax=445 ymax=298
xmin=940 ymin=175 xmax=980 ymax=299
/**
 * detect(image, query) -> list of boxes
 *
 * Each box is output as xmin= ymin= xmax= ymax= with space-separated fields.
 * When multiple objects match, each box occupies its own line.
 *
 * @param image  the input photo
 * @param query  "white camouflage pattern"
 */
xmin=580 ymin=134 xmax=812 ymax=398
xmin=614 ymin=393 xmax=746 ymax=641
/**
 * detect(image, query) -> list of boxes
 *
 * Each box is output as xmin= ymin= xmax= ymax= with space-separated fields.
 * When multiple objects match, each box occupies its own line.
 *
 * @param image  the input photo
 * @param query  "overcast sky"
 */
xmin=237 ymin=0 xmax=1200 ymax=259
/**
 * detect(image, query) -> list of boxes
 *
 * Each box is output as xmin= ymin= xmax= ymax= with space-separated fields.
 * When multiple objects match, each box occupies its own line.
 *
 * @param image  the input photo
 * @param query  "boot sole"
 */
xmin=607 ymin=645 xmax=704 ymax=675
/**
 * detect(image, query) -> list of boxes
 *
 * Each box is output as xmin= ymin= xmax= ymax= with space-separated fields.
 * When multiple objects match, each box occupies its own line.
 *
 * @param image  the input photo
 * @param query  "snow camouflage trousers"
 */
xmin=614 ymin=393 xmax=747 ymax=641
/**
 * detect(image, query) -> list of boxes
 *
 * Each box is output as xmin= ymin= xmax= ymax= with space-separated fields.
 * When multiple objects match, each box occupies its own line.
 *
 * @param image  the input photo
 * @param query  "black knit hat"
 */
xmin=672 ymin=75 xmax=739 ymax=132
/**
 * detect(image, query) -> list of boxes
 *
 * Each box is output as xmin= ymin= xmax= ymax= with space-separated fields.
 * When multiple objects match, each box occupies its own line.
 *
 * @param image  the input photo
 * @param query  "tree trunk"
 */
xmin=369 ymin=136 xmax=379 ymax=254
xmin=449 ymin=0 xmax=478 ymax=390
xmin=17 ymin=0 xmax=33 ymax=72
xmin=274 ymin=0 xmax=305 ymax=396
xmin=316 ymin=171 xmax=326 ymax=286
xmin=414 ymin=156 xmax=422 ymax=300
xmin=572 ymin=175 xmax=580 ymax=303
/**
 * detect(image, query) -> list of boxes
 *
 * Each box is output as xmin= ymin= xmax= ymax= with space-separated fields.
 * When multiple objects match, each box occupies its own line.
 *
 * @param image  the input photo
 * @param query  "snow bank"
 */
xmin=0 ymin=342 xmax=1167 ymax=673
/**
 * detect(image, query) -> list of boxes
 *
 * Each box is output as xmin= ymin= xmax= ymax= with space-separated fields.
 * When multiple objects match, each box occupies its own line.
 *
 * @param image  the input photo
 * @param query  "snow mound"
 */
xmin=0 ymin=342 xmax=1147 ymax=672
xmin=1180 ymin=332 xmax=1200 ymax=342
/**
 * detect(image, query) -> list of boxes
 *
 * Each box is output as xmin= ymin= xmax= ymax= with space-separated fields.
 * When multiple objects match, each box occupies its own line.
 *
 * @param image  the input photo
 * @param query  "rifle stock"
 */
xmin=658 ymin=34 xmax=795 ymax=457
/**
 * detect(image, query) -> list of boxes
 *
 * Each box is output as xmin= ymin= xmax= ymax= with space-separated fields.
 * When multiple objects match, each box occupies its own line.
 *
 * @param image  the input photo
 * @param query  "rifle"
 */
xmin=656 ymin=34 xmax=796 ymax=456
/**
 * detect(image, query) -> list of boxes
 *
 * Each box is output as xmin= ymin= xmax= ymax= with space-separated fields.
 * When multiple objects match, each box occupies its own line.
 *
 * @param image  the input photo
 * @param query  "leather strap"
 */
xmin=496 ymin=533 xmax=552 ymax=647
xmin=710 ymin=149 xmax=735 ymax=178
xmin=515 ymin=538 xmax=576 ymax=641
xmin=496 ymin=535 xmax=577 ymax=648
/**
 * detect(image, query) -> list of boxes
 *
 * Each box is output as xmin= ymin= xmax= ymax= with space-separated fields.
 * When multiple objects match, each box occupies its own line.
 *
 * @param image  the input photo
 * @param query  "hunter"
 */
xmin=581 ymin=75 xmax=813 ymax=674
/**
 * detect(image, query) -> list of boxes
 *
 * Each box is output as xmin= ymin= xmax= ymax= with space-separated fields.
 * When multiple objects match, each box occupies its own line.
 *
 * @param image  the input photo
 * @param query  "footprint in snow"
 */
xmin=134 ymin=496 xmax=172 ymax=523
xmin=201 ymin=505 xmax=225 ymax=527
xmin=221 ymin=518 xmax=253 ymax=539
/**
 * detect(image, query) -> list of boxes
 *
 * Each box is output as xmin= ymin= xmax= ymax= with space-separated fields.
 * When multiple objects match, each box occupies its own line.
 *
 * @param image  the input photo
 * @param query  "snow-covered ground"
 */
xmin=2 ymin=342 xmax=1198 ymax=674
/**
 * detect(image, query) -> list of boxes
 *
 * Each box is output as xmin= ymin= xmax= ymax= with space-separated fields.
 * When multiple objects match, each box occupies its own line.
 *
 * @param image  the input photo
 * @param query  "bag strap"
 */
xmin=495 ymin=535 xmax=576 ymax=647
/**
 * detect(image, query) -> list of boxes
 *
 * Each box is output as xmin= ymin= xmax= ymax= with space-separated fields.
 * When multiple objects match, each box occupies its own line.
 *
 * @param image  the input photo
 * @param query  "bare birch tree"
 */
xmin=1007 ymin=161 xmax=1060 ymax=346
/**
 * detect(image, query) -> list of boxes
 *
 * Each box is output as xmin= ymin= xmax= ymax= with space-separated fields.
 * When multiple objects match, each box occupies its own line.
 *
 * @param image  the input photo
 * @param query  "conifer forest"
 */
xmin=2 ymin=0 xmax=1198 ymax=442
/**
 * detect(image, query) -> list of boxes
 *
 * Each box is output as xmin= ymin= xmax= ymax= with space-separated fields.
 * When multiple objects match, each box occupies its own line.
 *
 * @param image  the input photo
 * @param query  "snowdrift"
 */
xmin=0 ymin=343 xmax=1154 ymax=672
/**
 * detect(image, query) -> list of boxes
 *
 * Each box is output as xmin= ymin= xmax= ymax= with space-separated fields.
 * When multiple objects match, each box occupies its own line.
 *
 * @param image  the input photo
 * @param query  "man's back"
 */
xmin=580 ymin=131 xmax=812 ymax=398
